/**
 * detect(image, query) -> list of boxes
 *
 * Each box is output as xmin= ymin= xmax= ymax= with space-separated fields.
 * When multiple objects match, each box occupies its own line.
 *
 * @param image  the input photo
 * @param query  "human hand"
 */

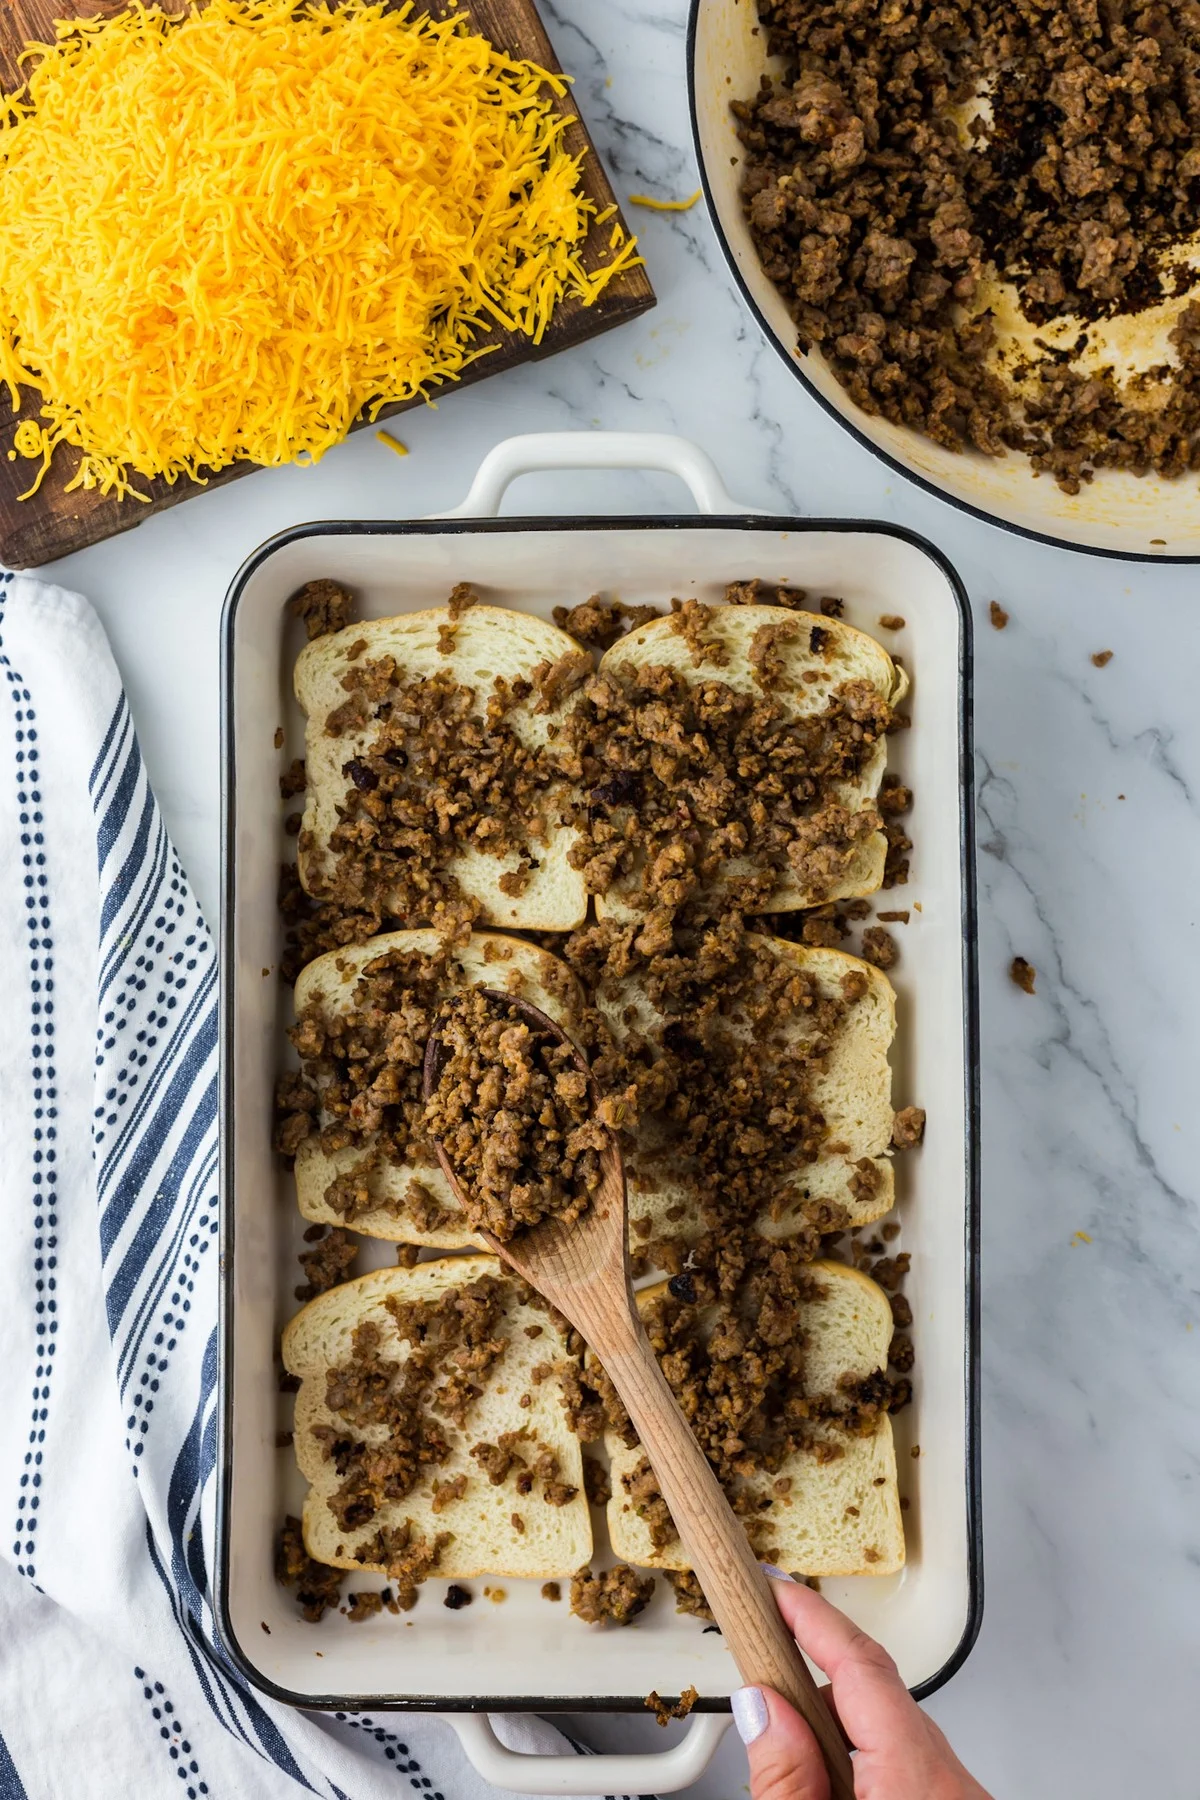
xmin=731 ymin=1576 xmax=993 ymax=1800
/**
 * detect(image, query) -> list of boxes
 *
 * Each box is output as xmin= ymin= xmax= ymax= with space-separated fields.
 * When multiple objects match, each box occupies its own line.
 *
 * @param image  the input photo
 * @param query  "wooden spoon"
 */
xmin=423 ymin=990 xmax=855 ymax=1799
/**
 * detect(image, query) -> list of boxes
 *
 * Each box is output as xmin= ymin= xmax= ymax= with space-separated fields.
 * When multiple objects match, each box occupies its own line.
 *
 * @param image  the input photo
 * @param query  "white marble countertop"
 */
xmin=38 ymin=2 xmax=1200 ymax=1794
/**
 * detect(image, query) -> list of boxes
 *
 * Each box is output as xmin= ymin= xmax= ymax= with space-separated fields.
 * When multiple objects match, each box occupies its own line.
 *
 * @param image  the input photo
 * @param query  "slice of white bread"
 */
xmin=606 ymin=1261 xmax=904 ymax=1577
xmin=292 ymin=928 xmax=583 ymax=1247
xmin=294 ymin=604 xmax=588 ymax=931
xmin=606 ymin=937 xmax=897 ymax=1249
xmin=593 ymin=605 xmax=908 ymax=920
xmin=284 ymin=1254 xmax=593 ymax=1580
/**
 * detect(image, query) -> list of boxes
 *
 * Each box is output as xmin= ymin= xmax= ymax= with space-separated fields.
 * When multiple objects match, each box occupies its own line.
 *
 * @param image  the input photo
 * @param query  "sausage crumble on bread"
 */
xmin=275 ymin=583 xmax=922 ymax=1619
xmin=423 ymin=988 xmax=606 ymax=1241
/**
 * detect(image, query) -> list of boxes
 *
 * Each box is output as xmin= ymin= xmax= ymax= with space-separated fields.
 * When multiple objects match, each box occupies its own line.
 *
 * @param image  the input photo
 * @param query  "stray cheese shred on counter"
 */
xmin=0 ymin=0 xmax=640 ymax=500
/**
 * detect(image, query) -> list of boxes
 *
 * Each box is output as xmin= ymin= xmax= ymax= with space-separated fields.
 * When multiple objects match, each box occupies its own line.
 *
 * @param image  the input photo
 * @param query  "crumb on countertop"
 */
xmin=989 ymin=602 xmax=1009 ymax=631
xmin=1010 ymin=956 xmax=1036 ymax=995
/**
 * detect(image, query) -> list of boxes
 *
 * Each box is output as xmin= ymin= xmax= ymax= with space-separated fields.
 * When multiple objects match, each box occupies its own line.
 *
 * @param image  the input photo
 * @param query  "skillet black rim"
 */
xmin=685 ymin=0 xmax=1200 ymax=567
xmin=215 ymin=511 xmax=983 ymax=1713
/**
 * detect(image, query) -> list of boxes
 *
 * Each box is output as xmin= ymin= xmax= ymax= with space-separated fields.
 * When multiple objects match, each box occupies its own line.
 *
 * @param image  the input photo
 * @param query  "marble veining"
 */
xmin=43 ymin=1 xmax=1200 ymax=1794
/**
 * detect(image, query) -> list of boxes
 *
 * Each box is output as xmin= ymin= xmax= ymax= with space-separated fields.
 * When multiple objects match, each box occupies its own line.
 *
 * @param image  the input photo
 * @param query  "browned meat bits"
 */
xmin=304 ymin=652 xmax=578 ymax=949
xmin=645 ymin=1685 xmax=699 ymax=1726
xmin=552 ymin=594 xmax=663 ymax=651
xmin=564 ymin=916 xmax=868 ymax=1254
xmin=735 ymin=0 xmax=1200 ymax=491
xmin=290 ymin=579 xmax=355 ymax=641
xmin=305 ymin=1274 xmax=511 ymax=1546
xmin=295 ymin=1225 xmax=359 ymax=1300
xmin=275 ymin=1516 xmax=345 ymax=1621
xmin=891 ymin=1106 xmax=927 ymax=1150
xmin=570 ymin=1563 xmax=656 ymax=1625
xmin=274 ymin=942 xmax=464 ymax=1212
xmin=1010 ymin=955 xmax=1037 ymax=994
xmin=558 ymin=605 xmax=896 ymax=916
xmin=276 ymin=581 xmax=922 ymax=1621
xmin=423 ymin=989 xmax=607 ymax=1241
xmin=584 ymin=1239 xmax=906 ymax=1559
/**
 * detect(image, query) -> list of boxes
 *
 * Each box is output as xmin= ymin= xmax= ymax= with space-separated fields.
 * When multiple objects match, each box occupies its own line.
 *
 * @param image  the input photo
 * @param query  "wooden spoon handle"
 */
xmin=599 ymin=1315 xmax=856 ymax=1800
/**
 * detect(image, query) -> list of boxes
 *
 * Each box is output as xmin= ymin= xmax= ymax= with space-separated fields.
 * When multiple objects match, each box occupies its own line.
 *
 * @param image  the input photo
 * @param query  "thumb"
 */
xmin=732 ymin=1685 xmax=834 ymax=1800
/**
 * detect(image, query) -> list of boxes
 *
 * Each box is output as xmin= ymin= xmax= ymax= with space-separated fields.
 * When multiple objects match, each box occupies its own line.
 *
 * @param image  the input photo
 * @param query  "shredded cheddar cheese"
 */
xmin=376 ymin=430 xmax=410 ymax=457
xmin=628 ymin=189 xmax=703 ymax=212
xmin=0 ymin=0 xmax=640 ymax=500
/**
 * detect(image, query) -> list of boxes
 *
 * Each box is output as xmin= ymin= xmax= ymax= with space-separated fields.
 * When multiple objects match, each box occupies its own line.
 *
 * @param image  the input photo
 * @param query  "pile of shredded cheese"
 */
xmin=0 ymin=0 xmax=639 ymax=500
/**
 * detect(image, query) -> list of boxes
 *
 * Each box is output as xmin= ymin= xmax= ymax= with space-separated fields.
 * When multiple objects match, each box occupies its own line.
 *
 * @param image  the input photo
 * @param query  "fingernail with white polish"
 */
xmin=760 ymin=1563 xmax=795 ymax=1581
xmin=732 ymin=1686 xmax=770 ymax=1746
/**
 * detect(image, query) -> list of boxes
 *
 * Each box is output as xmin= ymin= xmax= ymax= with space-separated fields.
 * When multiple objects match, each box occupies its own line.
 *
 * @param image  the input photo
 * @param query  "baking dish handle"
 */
xmin=449 ymin=1710 xmax=731 ymax=1795
xmin=433 ymin=430 xmax=764 ymax=518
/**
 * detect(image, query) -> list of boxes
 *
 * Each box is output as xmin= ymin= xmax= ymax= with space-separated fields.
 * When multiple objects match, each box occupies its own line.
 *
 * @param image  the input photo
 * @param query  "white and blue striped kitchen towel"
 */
xmin=0 ymin=574 xmax=633 ymax=1800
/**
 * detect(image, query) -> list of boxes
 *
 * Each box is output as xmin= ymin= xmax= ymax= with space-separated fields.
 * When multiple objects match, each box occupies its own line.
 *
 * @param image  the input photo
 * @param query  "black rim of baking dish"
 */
xmin=685 ymin=0 xmax=1200 ymax=567
xmin=215 ymin=511 xmax=983 ymax=1714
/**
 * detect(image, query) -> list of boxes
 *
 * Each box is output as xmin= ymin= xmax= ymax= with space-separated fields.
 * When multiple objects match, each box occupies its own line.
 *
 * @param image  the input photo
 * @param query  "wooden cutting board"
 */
xmin=0 ymin=0 xmax=654 ymax=568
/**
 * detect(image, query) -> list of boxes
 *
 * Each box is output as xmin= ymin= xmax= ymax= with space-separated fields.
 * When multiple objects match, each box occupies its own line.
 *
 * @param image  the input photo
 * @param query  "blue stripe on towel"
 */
xmin=115 ymin=1138 xmax=217 ymax=1397
xmin=148 ymin=1521 xmax=325 ymax=1796
xmin=97 ymin=725 xmax=143 ymax=874
xmin=103 ymin=1067 xmax=216 ymax=1337
xmin=0 ymin=1725 xmax=28 ymax=1800
xmin=89 ymin=693 xmax=128 ymax=798
xmin=100 ymin=820 xmax=168 ymax=998
xmin=95 ymin=941 xmax=214 ymax=1166
xmin=85 ymin=681 xmax=335 ymax=1796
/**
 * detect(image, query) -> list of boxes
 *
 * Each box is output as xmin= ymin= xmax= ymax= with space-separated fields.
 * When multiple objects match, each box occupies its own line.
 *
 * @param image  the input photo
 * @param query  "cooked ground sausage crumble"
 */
xmin=274 ymin=941 xmax=458 ymax=1227
xmin=557 ymin=597 xmax=895 ymax=917
xmin=309 ymin=1274 xmax=510 ymax=1553
xmin=300 ymin=650 xmax=582 ymax=950
xmin=736 ymin=0 xmax=1200 ymax=491
xmin=570 ymin=1563 xmax=656 ymax=1625
xmin=275 ymin=1515 xmax=346 ymax=1622
xmin=423 ymin=988 xmax=607 ymax=1241
xmin=276 ymin=580 xmax=920 ymax=1623
xmin=645 ymin=1685 xmax=700 ymax=1725
xmin=295 ymin=1224 xmax=359 ymax=1300
xmin=562 ymin=1232 xmax=906 ymax=1567
xmin=566 ymin=913 xmax=869 ymax=1252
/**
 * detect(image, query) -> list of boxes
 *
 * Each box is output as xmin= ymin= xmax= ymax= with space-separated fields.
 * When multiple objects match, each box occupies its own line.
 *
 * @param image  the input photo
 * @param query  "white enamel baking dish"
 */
xmin=690 ymin=0 xmax=1200 ymax=560
xmin=216 ymin=430 xmax=981 ymax=1795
